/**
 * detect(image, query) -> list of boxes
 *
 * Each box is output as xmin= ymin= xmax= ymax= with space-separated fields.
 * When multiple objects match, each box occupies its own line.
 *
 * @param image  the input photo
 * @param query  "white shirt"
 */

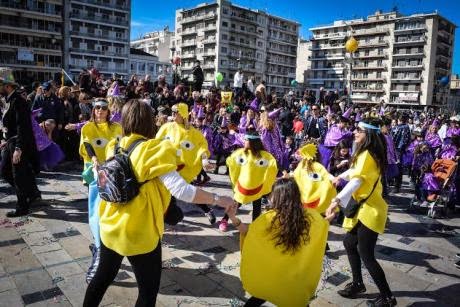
xmin=233 ymin=72 xmax=243 ymax=88
xmin=247 ymin=79 xmax=254 ymax=93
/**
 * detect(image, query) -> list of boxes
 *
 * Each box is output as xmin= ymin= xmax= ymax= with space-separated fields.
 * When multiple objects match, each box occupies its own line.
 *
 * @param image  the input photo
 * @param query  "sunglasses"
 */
xmin=94 ymin=105 xmax=108 ymax=111
xmin=355 ymin=127 xmax=366 ymax=134
xmin=312 ymin=108 xmax=319 ymax=111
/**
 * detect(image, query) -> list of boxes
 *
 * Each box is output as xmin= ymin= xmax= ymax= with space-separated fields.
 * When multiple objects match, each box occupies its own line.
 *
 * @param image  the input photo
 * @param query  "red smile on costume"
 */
xmin=237 ymin=181 xmax=263 ymax=196
xmin=176 ymin=164 xmax=185 ymax=171
xmin=303 ymin=198 xmax=320 ymax=209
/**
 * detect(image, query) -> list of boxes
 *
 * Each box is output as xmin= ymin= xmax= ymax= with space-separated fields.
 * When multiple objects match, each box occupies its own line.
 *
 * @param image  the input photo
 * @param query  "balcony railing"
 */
xmin=392 ymin=52 xmax=425 ymax=57
xmin=73 ymin=0 xmax=128 ymax=10
xmin=393 ymin=37 xmax=426 ymax=44
xmin=70 ymin=30 xmax=126 ymax=41
xmin=0 ymin=0 xmax=61 ymax=16
xmin=0 ymin=59 xmax=61 ymax=68
xmin=70 ymin=13 xmax=128 ymax=26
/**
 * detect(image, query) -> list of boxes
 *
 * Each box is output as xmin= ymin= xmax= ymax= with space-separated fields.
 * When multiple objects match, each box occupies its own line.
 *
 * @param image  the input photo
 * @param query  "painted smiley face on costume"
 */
xmin=226 ymin=148 xmax=278 ymax=204
xmin=79 ymin=121 xmax=122 ymax=165
xmin=156 ymin=122 xmax=209 ymax=183
xmin=293 ymin=160 xmax=337 ymax=214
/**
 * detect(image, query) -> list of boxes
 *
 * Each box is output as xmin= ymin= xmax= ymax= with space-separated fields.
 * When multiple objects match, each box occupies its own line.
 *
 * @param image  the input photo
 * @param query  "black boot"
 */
xmin=86 ymin=244 xmax=100 ymax=284
xmin=337 ymin=282 xmax=366 ymax=298
xmin=366 ymin=296 xmax=397 ymax=307
xmin=6 ymin=208 xmax=29 ymax=217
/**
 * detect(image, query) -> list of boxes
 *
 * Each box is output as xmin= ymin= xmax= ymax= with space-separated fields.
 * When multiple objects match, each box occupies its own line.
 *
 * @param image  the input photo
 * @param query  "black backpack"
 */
xmin=97 ymin=138 xmax=146 ymax=204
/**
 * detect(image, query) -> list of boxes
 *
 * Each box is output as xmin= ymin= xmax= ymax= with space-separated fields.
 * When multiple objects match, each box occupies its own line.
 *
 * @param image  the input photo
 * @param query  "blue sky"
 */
xmin=131 ymin=0 xmax=460 ymax=73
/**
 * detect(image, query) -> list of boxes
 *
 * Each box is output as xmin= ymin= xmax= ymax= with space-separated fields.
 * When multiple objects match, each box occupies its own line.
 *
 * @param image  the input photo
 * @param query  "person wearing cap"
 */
xmin=32 ymin=81 xmax=65 ymax=130
xmin=326 ymin=117 xmax=396 ymax=307
xmin=212 ymin=116 xmax=235 ymax=175
xmin=320 ymin=115 xmax=353 ymax=170
xmin=446 ymin=115 xmax=460 ymax=139
xmin=192 ymin=60 xmax=204 ymax=92
xmin=0 ymin=68 xmax=41 ymax=217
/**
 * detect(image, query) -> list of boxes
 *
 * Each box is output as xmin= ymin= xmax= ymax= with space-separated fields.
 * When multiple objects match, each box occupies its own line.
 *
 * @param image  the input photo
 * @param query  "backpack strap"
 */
xmin=125 ymin=138 xmax=147 ymax=157
xmin=114 ymin=142 xmax=121 ymax=155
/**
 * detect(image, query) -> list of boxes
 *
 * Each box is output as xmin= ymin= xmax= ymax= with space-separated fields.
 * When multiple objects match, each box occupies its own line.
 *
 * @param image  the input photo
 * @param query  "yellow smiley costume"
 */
xmin=343 ymin=150 xmax=387 ymax=234
xmin=240 ymin=209 xmax=329 ymax=306
xmin=99 ymin=134 xmax=177 ymax=256
xmin=226 ymin=148 xmax=278 ymax=204
xmin=221 ymin=91 xmax=233 ymax=106
xmin=79 ymin=121 xmax=122 ymax=165
xmin=155 ymin=103 xmax=210 ymax=183
xmin=293 ymin=144 xmax=337 ymax=214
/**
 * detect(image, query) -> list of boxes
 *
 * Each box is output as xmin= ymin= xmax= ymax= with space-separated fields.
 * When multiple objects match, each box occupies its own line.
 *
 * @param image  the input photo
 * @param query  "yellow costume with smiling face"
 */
xmin=79 ymin=121 xmax=122 ymax=165
xmin=226 ymin=148 xmax=278 ymax=204
xmin=156 ymin=103 xmax=210 ymax=183
xmin=293 ymin=144 xmax=337 ymax=214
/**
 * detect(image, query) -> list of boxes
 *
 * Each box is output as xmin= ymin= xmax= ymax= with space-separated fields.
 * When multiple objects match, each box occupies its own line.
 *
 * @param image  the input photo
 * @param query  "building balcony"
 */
xmin=355 ymin=53 xmax=387 ymax=59
xmin=311 ymin=65 xmax=344 ymax=70
xmin=352 ymin=77 xmax=386 ymax=82
xmin=308 ymin=77 xmax=343 ymax=81
xmin=309 ymin=55 xmax=345 ymax=61
xmin=391 ymin=64 xmax=424 ymax=70
xmin=181 ymin=40 xmax=196 ymax=47
xmin=1 ymin=59 xmax=61 ymax=69
xmin=353 ymin=88 xmax=385 ymax=93
xmin=203 ymin=37 xmax=216 ymax=44
xmin=353 ymin=65 xmax=387 ymax=70
xmin=204 ymin=25 xmax=217 ymax=31
xmin=309 ymin=44 xmax=343 ymax=51
xmin=394 ymin=26 xmax=426 ymax=34
xmin=1 ymin=1 xmax=62 ymax=18
xmin=392 ymin=52 xmax=425 ymax=58
xmin=202 ymin=63 xmax=215 ymax=69
xmin=181 ymin=12 xmax=217 ymax=24
xmin=390 ymin=89 xmax=420 ymax=93
xmin=0 ymin=22 xmax=62 ymax=36
xmin=70 ymin=30 xmax=126 ymax=41
xmin=393 ymin=37 xmax=426 ymax=45
xmin=0 ymin=41 xmax=62 ymax=54
xmin=268 ymin=36 xmax=298 ymax=46
xmin=268 ymin=23 xmax=297 ymax=35
xmin=391 ymin=76 xmax=423 ymax=83
xmin=358 ymin=40 xmax=389 ymax=48
xmin=73 ymin=0 xmax=128 ymax=11
xmin=353 ymin=28 xmax=390 ymax=36
xmin=69 ymin=48 xmax=127 ymax=58
xmin=181 ymin=53 xmax=196 ymax=59
xmin=230 ymin=12 xmax=258 ymax=25
xmin=313 ymin=33 xmax=346 ymax=40
xmin=69 ymin=13 xmax=128 ymax=27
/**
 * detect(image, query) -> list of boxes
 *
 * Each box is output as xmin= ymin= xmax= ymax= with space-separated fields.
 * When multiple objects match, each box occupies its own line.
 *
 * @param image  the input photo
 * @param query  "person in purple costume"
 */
xmin=401 ymin=131 xmax=424 ymax=168
xmin=238 ymin=108 xmax=258 ymax=134
xmin=425 ymin=123 xmax=442 ymax=155
xmin=259 ymin=108 xmax=286 ymax=171
xmin=31 ymin=109 xmax=64 ymax=170
xmin=381 ymin=120 xmax=398 ymax=197
xmin=320 ymin=116 xmax=352 ymax=170
xmin=194 ymin=108 xmax=213 ymax=184
xmin=213 ymin=118 xmax=235 ymax=175
xmin=446 ymin=116 xmax=460 ymax=138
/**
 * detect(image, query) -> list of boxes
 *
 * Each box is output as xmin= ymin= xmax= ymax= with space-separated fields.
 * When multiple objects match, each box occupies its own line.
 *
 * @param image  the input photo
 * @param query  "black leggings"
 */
xmin=83 ymin=241 xmax=162 ymax=307
xmin=222 ymin=199 xmax=262 ymax=222
xmin=344 ymin=222 xmax=392 ymax=298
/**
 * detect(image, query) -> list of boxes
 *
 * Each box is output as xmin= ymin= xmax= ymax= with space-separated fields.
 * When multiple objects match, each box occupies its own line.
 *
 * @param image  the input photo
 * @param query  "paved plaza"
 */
xmin=0 ymin=163 xmax=459 ymax=307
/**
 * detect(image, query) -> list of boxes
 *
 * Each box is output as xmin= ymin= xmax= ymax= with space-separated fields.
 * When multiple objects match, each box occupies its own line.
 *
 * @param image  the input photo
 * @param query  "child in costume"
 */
xmin=329 ymin=140 xmax=351 ymax=188
xmin=292 ymin=143 xmax=337 ymax=214
xmin=319 ymin=115 xmax=353 ymax=170
xmin=222 ymin=129 xmax=278 ymax=232
xmin=193 ymin=107 xmax=213 ymax=184
xmin=212 ymin=117 xmax=235 ymax=175
xmin=31 ymin=109 xmax=65 ymax=170
xmin=259 ymin=108 xmax=285 ymax=171
xmin=78 ymin=98 xmax=122 ymax=283
xmin=225 ymin=178 xmax=329 ymax=307
xmin=425 ymin=121 xmax=442 ymax=156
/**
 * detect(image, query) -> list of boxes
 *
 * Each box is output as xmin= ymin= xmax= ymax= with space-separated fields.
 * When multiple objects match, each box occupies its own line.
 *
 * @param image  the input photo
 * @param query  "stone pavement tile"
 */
xmin=56 ymin=272 xmax=87 ymax=306
xmin=101 ymin=279 xmax=139 ymax=306
xmin=68 ymin=222 xmax=94 ymax=243
xmin=159 ymin=271 xmax=176 ymax=289
xmin=15 ymin=218 xmax=47 ymax=234
xmin=157 ymin=283 xmax=196 ymax=306
xmin=35 ymin=249 xmax=73 ymax=267
xmin=310 ymin=296 xmax=339 ymax=307
xmin=0 ymin=288 xmax=24 ymax=306
xmin=423 ymin=279 xmax=460 ymax=306
xmin=197 ymin=287 xmax=245 ymax=306
xmin=406 ymin=264 xmax=460 ymax=289
xmin=47 ymin=262 xmax=84 ymax=279
xmin=0 ymin=244 xmax=41 ymax=274
xmin=12 ymin=269 xmax=54 ymax=296
xmin=57 ymin=235 xmax=92 ymax=259
xmin=39 ymin=219 xmax=73 ymax=236
xmin=0 ymin=275 xmax=16 ymax=293
xmin=26 ymin=296 xmax=72 ymax=307
xmin=76 ymin=257 xmax=93 ymax=273
xmin=0 ymin=223 xmax=21 ymax=242
xmin=21 ymin=231 xmax=62 ymax=254
xmin=162 ymin=266 xmax=222 ymax=297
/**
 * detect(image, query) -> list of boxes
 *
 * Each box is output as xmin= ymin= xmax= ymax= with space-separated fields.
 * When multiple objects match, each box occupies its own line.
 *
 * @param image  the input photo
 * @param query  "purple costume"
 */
xmin=200 ymin=125 xmax=214 ymax=156
xmin=438 ymin=143 xmax=458 ymax=160
xmin=402 ymin=139 xmax=422 ymax=167
xmin=31 ymin=109 xmax=64 ymax=170
xmin=260 ymin=124 xmax=285 ymax=170
xmin=238 ymin=117 xmax=257 ymax=134
xmin=319 ymin=125 xmax=352 ymax=169
xmin=421 ymin=173 xmax=440 ymax=191
xmin=385 ymin=134 xmax=399 ymax=179
xmin=110 ymin=111 xmax=122 ymax=124
xmin=446 ymin=126 xmax=460 ymax=138
xmin=425 ymin=132 xmax=442 ymax=148
xmin=212 ymin=132 xmax=235 ymax=155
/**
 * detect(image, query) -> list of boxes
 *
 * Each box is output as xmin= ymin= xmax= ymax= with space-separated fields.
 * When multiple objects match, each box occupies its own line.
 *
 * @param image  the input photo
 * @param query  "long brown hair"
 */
xmin=244 ymin=128 xmax=265 ymax=158
xmin=121 ymin=99 xmax=156 ymax=138
xmin=268 ymin=178 xmax=311 ymax=254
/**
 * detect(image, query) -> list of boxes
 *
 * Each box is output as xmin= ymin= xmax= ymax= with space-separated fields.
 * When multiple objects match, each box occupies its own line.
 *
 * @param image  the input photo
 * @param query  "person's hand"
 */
xmin=216 ymin=195 xmax=234 ymax=210
xmin=12 ymin=148 xmax=22 ymax=164
xmin=225 ymin=202 xmax=239 ymax=219
xmin=331 ymin=176 xmax=341 ymax=187
xmin=65 ymin=123 xmax=76 ymax=131
xmin=91 ymin=156 xmax=99 ymax=169
xmin=325 ymin=200 xmax=340 ymax=220
xmin=281 ymin=170 xmax=290 ymax=179
xmin=325 ymin=210 xmax=336 ymax=222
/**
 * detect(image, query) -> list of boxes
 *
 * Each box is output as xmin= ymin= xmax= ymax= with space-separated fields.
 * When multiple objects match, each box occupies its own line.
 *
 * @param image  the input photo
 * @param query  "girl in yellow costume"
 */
xmin=155 ymin=103 xmax=216 ymax=224
xmin=83 ymin=100 xmax=233 ymax=306
xmin=226 ymin=178 xmax=329 ymax=306
xmin=222 ymin=129 xmax=278 ymax=231
xmin=325 ymin=118 xmax=396 ymax=307
xmin=293 ymin=142 xmax=337 ymax=214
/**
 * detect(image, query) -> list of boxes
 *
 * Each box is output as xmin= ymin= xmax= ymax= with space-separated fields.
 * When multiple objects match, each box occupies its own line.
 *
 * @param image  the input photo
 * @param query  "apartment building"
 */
xmin=296 ymin=39 xmax=312 ymax=88
xmin=64 ymin=0 xmax=131 ymax=80
xmin=130 ymin=29 xmax=174 ymax=62
xmin=448 ymin=74 xmax=460 ymax=112
xmin=0 ymin=0 xmax=64 ymax=85
xmin=129 ymin=48 xmax=173 ymax=83
xmin=306 ymin=10 xmax=455 ymax=109
xmin=174 ymin=0 xmax=299 ymax=95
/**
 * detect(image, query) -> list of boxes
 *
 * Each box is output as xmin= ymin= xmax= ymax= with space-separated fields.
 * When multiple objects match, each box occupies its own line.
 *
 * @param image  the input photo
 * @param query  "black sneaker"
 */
xmin=205 ymin=210 xmax=216 ymax=225
xmin=455 ymin=260 xmax=460 ymax=269
xmin=456 ymin=253 xmax=460 ymax=259
xmin=337 ymin=282 xmax=366 ymax=298
xmin=6 ymin=209 xmax=29 ymax=217
xmin=366 ymin=296 xmax=397 ymax=307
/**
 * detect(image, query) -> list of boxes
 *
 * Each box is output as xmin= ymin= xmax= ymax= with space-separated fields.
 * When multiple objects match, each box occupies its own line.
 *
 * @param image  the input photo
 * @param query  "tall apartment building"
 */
xmin=0 ymin=0 xmax=64 ymax=85
xmin=64 ymin=0 xmax=131 ymax=79
xmin=296 ymin=39 xmax=312 ymax=84
xmin=129 ymin=48 xmax=173 ymax=83
xmin=174 ymin=0 xmax=299 ymax=95
xmin=306 ymin=10 xmax=455 ymax=108
xmin=130 ymin=29 xmax=174 ymax=62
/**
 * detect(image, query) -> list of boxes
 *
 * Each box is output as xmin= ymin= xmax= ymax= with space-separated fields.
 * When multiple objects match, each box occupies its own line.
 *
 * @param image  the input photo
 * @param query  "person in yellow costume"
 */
xmin=293 ymin=142 xmax=337 ymax=214
xmin=226 ymin=178 xmax=329 ymax=306
xmin=83 ymin=99 xmax=234 ymax=306
xmin=79 ymin=98 xmax=122 ymax=283
xmin=325 ymin=118 xmax=396 ymax=307
xmin=79 ymin=98 xmax=122 ymax=169
xmin=220 ymin=129 xmax=278 ymax=232
xmin=220 ymin=90 xmax=233 ymax=107
xmin=155 ymin=103 xmax=217 ymax=224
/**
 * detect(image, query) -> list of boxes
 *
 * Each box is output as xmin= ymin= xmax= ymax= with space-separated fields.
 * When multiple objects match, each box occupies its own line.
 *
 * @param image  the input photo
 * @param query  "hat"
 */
xmin=220 ymin=116 xmax=228 ymax=128
xmin=197 ymin=106 xmax=205 ymax=119
xmin=42 ymin=81 xmax=52 ymax=91
xmin=0 ymin=67 xmax=18 ymax=86
xmin=342 ymin=106 xmax=352 ymax=119
xmin=298 ymin=143 xmax=317 ymax=161
xmin=92 ymin=99 xmax=108 ymax=107
xmin=451 ymin=115 xmax=460 ymax=122
xmin=172 ymin=103 xmax=188 ymax=119
xmin=110 ymin=83 xmax=121 ymax=97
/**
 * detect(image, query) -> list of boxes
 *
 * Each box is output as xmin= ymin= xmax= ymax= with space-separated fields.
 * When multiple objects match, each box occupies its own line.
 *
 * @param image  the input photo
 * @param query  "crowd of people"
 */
xmin=1 ymin=65 xmax=460 ymax=307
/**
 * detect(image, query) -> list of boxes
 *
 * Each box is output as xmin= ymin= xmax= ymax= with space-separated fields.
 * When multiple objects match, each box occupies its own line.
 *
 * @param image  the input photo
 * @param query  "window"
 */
xmin=222 ymin=21 xmax=228 ymax=27
xmin=231 ymin=23 xmax=235 ymax=29
xmin=221 ymin=47 xmax=227 ymax=53
xmin=365 ymin=50 xmax=369 ymax=56
xmin=222 ymin=34 xmax=227 ymax=40
xmin=240 ymin=25 xmax=245 ymax=31
xmin=377 ymin=72 xmax=382 ymax=78
xmin=258 ymin=41 xmax=263 ymax=47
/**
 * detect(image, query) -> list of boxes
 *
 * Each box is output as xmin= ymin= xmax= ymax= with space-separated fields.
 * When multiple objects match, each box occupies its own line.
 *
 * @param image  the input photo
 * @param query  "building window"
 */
xmin=221 ymin=47 xmax=227 ymax=53
xmin=240 ymin=25 xmax=245 ymax=31
xmin=223 ymin=7 xmax=228 ymax=14
xmin=231 ymin=23 xmax=235 ymax=29
xmin=222 ymin=21 xmax=228 ymax=27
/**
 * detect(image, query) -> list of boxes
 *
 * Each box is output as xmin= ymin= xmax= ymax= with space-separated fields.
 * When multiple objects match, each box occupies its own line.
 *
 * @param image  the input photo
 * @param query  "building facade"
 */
xmin=129 ymin=48 xmax=172 ymax=83
xmin=174 ymin=0 xmax=299 ymax=95
xmin=0 ymin=0 xmax=64 ymax=86
xmin=306 ymin=10 xmax=455 ymax=108
xmin=448 ymin=74 xmax=460 ymax=112
xmin=130 ymin=29 xmax=174 ymax=63
xmin=64 ymin=0 xmax=131 ymax=80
